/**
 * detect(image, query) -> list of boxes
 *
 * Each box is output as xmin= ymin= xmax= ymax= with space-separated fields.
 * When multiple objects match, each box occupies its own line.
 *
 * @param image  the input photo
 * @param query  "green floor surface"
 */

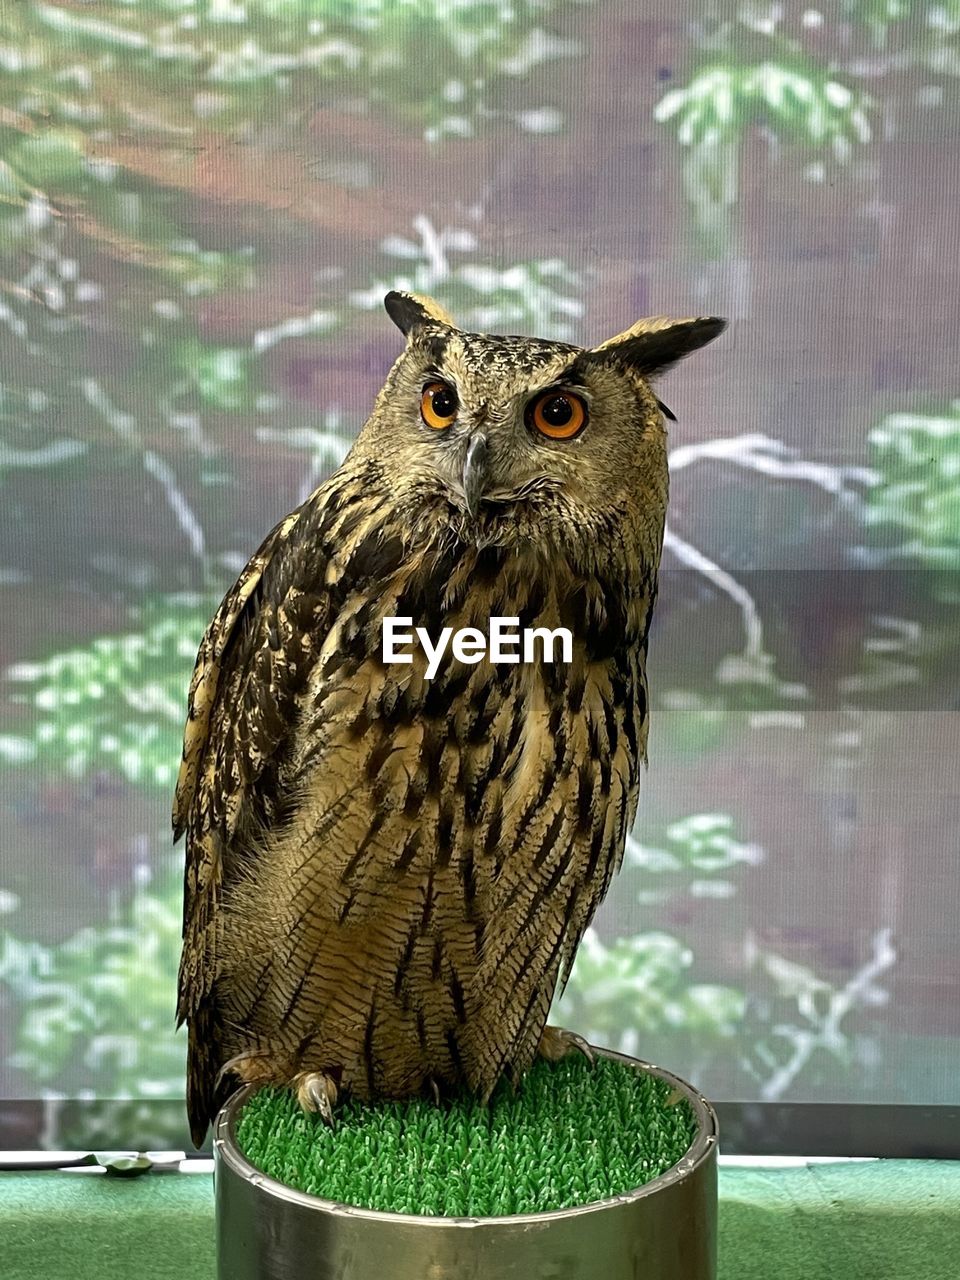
xmin=2 ymin=1161 xmax=959 ymax=1280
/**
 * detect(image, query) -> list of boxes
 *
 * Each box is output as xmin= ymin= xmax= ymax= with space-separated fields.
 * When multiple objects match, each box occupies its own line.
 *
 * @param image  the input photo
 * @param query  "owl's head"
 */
xmin=354 ymin=290 xmax=725 ymax=567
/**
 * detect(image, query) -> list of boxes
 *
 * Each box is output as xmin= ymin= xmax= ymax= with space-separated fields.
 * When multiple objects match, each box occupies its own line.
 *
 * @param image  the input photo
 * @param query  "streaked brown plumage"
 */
xmin=174 ymin=290 xmax=725 ymax=1145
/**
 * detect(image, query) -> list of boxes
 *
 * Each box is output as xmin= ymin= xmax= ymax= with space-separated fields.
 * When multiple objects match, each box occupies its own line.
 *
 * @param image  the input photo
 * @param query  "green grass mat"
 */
xmin=235 ymin=1054 xmax=698 ymax=1217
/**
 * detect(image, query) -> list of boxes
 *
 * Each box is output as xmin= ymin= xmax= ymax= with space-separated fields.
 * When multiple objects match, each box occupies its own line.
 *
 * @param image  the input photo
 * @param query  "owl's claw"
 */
xmin=292 ymin=1070 xmax=339 ymax=1128
xmin=214 ymin=1049 xmax=278 ymax=1094
xmin=538 ymin=1024 xmax=596 ymax=1066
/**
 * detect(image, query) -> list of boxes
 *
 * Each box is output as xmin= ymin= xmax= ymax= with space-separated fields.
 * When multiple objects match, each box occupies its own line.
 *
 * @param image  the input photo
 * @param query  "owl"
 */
xmin=173 ymin=290 xmax=725 ymax=1145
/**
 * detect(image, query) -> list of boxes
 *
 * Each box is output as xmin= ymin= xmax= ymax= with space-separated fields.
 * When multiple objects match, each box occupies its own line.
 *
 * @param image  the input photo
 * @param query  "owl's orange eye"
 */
xmin=527 ymin=389 xmax=588 ymax=440
xmin=420 ymin=381 xmax=458 ymax=430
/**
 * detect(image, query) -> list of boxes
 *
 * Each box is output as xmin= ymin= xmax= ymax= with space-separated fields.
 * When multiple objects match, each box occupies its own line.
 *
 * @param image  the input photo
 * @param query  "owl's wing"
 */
xmin=172 ymin=507 xmax=307 ymax=851
xmin=173 ymin=500 xmax=332 ymax=1141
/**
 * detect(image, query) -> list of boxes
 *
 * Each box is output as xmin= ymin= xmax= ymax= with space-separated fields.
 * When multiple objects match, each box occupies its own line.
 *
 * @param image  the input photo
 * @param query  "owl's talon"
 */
xmin=538 ymin=1024 xmax=595 ymax=1066
xmin=293 ymin=1070 xmax=339 ymax=1127
xmin=214 ymin=1049 xmax=276 ymax=1093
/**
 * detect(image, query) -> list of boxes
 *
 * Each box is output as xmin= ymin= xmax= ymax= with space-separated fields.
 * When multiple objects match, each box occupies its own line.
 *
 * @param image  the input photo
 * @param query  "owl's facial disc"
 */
xmin=407 ymin=351 xmax=594 ymax=536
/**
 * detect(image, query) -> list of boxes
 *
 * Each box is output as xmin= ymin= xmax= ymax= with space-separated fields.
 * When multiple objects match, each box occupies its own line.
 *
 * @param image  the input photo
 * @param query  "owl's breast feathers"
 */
xmin=175 ymin=461 xmax=656 ymax=1142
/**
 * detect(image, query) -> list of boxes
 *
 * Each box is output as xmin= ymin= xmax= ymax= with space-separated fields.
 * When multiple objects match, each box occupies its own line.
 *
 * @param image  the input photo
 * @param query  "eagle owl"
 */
xmin=174 ymin=290 xmax=725 ymax=1145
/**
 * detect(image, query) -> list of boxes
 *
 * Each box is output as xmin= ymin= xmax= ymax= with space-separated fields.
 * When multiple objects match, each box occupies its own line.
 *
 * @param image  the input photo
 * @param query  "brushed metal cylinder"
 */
xmin=214 ymin=1049 xmax=718 ymax=1280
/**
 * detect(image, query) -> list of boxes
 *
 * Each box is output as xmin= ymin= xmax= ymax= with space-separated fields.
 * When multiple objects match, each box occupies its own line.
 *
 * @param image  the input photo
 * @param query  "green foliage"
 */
xmin=2 ymin=0 xmax=586 ymax=143
xmin=650 ymin=0 xmax=960 ymax=251
xmin=0 ymin=873 xmax=185 ymax=1100
xmin=0 ymin=600 xmax=210 ymax=789
xmin=0 ymin=1 xmax=587 ymax=510
xmin=174 ymin=338 xmax=252 ymax=410
xmin=655 ymin=57 xmax=873 ymax=253
xmin=556 ymin=928 xmax=747 ymax=1044
xmin=0 ymin=156 xmax=284 ymax=496
xmin=555 ymin=814 xmax=755 ymax=1050
xmin=629 ymin=811 xmax=765 ymax=882
xmin=656 ymin=61 xmax=873 ymax=158
xmin=862 ymin=401 xmax=960 ymax=600
xmin=351 ymin=216 xmax=585 ymax=340
xmin=557 ymin=920 xmax=889 ymax=1102
xmin=0 ymin=808 xmax=891 ymax=1135
xmin=843 ymin=0 xmax=960 ymax=48
xmin=555 ymin=812 xmax=890 ymax=1100
xmin=8 ymin=130 xmax=88 ymax=192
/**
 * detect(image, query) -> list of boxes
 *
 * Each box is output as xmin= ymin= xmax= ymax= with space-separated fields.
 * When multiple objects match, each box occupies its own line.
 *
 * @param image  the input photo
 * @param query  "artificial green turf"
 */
xmin=235 ymin=1054 xmax=698 ymax=1217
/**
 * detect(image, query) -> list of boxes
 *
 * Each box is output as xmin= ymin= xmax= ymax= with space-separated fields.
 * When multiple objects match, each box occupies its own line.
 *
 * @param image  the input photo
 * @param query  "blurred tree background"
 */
xmin=0 ymin=0 xmax=957 ymax=1148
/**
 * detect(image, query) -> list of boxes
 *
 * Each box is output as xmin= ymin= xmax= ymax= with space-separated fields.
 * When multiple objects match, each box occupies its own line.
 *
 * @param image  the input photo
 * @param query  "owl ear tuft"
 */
xmin=588 ymin=315 xmax=726 ymax=378
xmin=384 ymin=291 xmax=457 ymax=336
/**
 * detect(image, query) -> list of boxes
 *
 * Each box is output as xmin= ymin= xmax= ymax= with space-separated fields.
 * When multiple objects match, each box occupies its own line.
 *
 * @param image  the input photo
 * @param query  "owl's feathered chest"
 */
xmin=239 ymin=521 xmax=653 ymax=880
xmin=219 ymin=518 xmax=657 ymax=1094
xmin=292 ymin=527 xmax=646 ymax=749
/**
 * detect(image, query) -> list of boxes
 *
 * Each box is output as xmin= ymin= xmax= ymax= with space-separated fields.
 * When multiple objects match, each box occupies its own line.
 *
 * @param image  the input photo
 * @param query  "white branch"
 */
xmin=256 ymin=416 xmax=352 ymax=505
xmin=82 ymin=378 xmax=208 ymax=571
xmin=253 ymin=308 xmax=338 ymax=355
xmin=411 ymin=213 xmax=450 ymax=281
xmin=663 ymin=526 xmax=766 ymax=665
xmin=669 ymin=432 xmax=876 ymax=509
xmin=142 ymin=450 xmax=206 ymax=563
xmin=663 ymin=433 xmax=877 ymax=681
xmin=757 ymin=927 xmax=897 ymax=1101
xmin=0 ymin=440 xmax=86 ymax=470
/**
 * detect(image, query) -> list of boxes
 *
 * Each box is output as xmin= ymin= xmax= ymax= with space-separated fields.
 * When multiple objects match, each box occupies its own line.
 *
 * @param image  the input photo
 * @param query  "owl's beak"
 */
xmin=462 ymin=432 xmax=488 ymax=521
